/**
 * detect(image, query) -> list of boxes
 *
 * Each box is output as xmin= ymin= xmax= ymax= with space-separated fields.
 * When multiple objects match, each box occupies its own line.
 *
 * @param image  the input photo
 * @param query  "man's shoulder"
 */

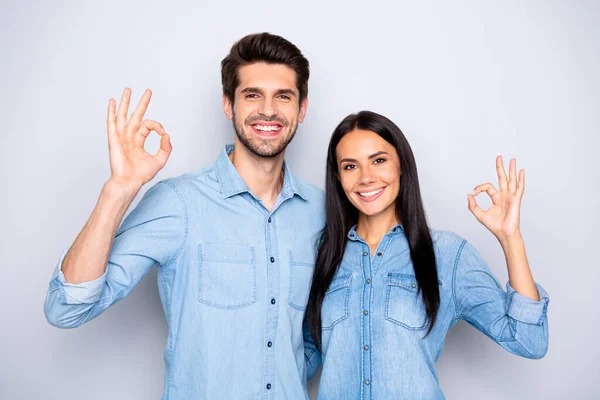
xmin=293 ymin=176 xmax=325 ymax=203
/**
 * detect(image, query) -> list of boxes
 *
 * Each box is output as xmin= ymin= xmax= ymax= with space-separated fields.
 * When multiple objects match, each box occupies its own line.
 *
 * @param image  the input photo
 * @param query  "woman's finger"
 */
xmin=496 ymin=155 xmax=508 ymax=191
xmin=467 ymin=194 xmax=484 ymax=220
xmin=516 ymin=169 xmax=525 ymax=198
xmin=508 ymin=158 xmax=517 ymax=193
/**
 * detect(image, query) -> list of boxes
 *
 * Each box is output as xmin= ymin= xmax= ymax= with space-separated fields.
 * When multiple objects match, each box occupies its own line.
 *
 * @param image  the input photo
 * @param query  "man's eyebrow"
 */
xmin=240 ymin=87 xmax=264 ymax=94
xmin=275 ymin=88 xmax=297 ymax=97
xmin=340 ymin=151 xmax=389 ymax=164
xmin=239 ymin=87 xmax=298 ymax=96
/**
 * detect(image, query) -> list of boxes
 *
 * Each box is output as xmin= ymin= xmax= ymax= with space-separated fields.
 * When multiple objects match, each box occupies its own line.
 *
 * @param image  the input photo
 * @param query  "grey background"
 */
xmin=1 ymin=0 xmax=598 ymax=399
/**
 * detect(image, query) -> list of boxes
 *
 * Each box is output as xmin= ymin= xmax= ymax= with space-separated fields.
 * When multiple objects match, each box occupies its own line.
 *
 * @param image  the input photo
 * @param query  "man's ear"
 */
xmin=222 ymin=94 xmax=233 ymax=120
xmin=297 ymin=97 xmax=309 ymax=123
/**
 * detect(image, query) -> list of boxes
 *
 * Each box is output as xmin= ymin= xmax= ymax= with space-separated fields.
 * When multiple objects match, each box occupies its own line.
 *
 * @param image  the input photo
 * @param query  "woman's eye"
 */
xmin=373 ymin=158 xmax=386 ymax=165
xmin=343 ymin=164 xmax=357 ymax=170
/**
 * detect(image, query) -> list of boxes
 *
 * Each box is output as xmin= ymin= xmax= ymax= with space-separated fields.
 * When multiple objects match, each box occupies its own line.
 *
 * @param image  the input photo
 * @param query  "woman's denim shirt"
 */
xmin=305 ymin=225 xmax=549 ymax=400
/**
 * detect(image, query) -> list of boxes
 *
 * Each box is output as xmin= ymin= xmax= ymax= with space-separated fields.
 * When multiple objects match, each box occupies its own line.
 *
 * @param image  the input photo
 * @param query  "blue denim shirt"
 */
xmin=306 ymin=225 xmax=549 ymax=400
xmin=44 ymin=145 xmax=325 ymax=400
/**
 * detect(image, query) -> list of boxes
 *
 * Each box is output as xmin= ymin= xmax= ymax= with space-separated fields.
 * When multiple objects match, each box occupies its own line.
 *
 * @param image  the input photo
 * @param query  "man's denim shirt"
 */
xmin=306 ymin=225 xmax=549 ymax=400
xmin=44 ymin=145 xmax=325 ymax=400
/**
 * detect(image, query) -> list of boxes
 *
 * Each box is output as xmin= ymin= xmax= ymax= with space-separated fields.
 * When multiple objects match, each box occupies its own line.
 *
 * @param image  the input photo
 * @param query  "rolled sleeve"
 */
xmin=506 ymin=282 xmax=549 ymax=326
xmin=53 ymin=250 xmax=107 ymax=305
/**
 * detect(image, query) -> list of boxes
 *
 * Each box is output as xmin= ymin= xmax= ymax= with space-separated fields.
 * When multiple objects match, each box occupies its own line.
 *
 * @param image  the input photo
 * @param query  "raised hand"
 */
xmin=467 ymin=156 xmax=524 ymax=242
xmin=107 ymin=88 xmax=172 ymax=188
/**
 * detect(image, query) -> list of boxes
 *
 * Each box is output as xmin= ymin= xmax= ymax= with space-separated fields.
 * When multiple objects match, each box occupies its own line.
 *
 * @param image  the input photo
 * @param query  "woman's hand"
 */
xmin=106 ymin=88 xmax=172 ymax=190
xmin=468 ymin=156 xmax=524 ymax=243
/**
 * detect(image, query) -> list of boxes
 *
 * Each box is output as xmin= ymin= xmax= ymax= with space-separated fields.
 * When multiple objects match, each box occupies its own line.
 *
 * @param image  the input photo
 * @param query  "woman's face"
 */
xmin=336 ymin=129 xmax=401 ymax=219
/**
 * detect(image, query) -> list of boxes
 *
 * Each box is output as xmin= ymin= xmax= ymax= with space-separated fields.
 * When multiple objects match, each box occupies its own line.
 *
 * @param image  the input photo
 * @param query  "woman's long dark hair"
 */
xmin=307 ymin=111 xmax=439 ymax=351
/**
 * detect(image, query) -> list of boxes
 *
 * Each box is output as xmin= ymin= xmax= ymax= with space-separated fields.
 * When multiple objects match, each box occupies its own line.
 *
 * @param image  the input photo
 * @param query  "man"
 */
xmin=44 ymin=33 xmax=324 ymax=399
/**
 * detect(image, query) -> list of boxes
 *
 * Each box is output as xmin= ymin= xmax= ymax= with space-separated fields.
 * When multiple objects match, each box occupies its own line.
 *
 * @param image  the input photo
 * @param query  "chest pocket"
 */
xmin=198 ymin=243 xmax=256 ymax=309
xmin=288 ymin=251 xmax=315 ymax=311
xmin=322 ymin=274 xmax=352 ymax=330
xmin=385 ymin=272 xmax=429 ymax=330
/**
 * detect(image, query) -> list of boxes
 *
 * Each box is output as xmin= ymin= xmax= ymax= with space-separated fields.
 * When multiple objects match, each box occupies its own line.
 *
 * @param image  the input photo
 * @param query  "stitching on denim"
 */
xmin=384 ymin=284 xmax=428 ymax=331
xmin=198 ymin=244 xmax=257 ymax=309
xmin=160 ymin=181 xmax=189 ymax=271
xmin=451 ymin=240 xmax=467 ymax=321
xmin=322 ymin=275 xmax=352 ymax=330
xmin=288 ymin=250 xmax=315 ymax=310
xmin=160 ymin=271 xmax=173 ymax=400
xmin=461 ymin=315 xmax=515 ymax=343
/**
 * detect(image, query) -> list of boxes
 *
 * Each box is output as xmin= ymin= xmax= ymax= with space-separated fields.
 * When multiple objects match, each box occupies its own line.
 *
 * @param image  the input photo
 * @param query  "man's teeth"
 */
xmin=254 ymin=125 xmax=281 ymax=132
xmin=358 ymin=188 xmax=384 ymax=197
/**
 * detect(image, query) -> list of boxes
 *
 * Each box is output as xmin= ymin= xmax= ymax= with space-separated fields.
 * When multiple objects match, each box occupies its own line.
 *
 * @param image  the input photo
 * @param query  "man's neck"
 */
xmin=229 ymin=140 xmax=285 ymax=211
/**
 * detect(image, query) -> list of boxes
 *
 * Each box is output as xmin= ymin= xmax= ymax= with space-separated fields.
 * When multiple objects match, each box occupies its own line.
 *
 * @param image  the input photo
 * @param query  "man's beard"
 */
xmin=232 ymin=111 xmax=298 ymax=158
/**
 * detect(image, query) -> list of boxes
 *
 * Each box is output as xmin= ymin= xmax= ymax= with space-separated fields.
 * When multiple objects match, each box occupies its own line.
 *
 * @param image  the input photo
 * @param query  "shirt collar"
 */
xmin=215 ymin=144 xmax=308 ymax=201
xmin=347 ymin=223 xmax=404 ymax=241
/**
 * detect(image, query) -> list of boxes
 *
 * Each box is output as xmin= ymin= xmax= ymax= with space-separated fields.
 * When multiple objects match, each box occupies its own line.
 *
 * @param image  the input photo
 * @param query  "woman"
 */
xmin=305 ymin=111 xmax=549 ymax=399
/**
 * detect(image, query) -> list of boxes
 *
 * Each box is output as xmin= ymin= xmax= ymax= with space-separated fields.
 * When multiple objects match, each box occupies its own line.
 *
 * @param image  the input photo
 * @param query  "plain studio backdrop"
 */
xmin=1 ymin=0 xmax=597 ymax=399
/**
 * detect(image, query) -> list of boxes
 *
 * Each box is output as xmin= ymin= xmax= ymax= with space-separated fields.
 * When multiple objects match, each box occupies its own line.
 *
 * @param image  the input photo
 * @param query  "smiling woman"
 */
xmin=305 ymin=111 xmax=549 ymax=400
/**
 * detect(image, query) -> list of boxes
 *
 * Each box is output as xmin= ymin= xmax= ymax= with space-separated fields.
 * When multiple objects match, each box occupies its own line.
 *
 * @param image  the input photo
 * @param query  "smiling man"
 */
xmin=44 ymin=33 xmax=324 ymax=399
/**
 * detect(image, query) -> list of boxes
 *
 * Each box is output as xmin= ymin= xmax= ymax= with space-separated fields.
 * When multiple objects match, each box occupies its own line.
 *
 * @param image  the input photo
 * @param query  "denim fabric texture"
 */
xmin=306 ymin=225 xmax=549 ymax=400
xmin=45 ymin=145 xmax=325 ymax=400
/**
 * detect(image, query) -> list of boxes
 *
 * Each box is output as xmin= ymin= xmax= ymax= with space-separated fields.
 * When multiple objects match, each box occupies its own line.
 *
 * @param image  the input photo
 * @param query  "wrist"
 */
xmin=103 ymin=178 xmax=142 ymax=201
xmin=498 ymin=234 xmax=525 ymax=250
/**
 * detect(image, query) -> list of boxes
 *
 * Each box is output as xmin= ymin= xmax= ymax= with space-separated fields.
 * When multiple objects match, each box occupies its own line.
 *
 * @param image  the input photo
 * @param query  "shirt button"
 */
xmin=270 ymin=257 xmax=275 ymax=263
xmin=266 ymin=383 xmax=272 ymax=390
xmin=363 ymin=310 xmax=369 ymax=315
xmin=363 ymin=345 xmax=369 ymax=351
xmin=366 ymin=278 xmax=371 ymax=284
xmin=271 ymin=298 xmax=276 ymax=305
xmin=267 ymin=341 xmax=273 ymax=347
xmin=268 ymin=217 xmax=272 ymax=223
xmin=412 ymin=283 xmax=417 ymax=288
xmin=363 ymin=252 xmax=368 ymax=256
xmin=377 ymin=252 xmax=382 ymax=256
xmin=365 ymin=380 xmax=370 ymax=385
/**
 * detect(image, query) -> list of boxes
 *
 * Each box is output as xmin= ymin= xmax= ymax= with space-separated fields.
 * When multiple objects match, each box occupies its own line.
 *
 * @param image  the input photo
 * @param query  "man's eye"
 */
xmin=279 ymin=95 xmax=291 ymax=100
xmin=245 ymin=94 xmax=259 ymax=99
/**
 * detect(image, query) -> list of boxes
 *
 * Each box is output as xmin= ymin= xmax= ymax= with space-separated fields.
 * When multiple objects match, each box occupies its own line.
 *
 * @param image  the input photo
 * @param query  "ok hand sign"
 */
xmin=107 ymin=88 xmax=172 ymax=189
xmin=468 ymin=156 xmax=525 ymax=242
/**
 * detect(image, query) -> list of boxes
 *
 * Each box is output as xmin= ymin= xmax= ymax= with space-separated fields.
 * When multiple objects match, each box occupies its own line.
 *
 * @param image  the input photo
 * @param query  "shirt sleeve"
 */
xmin=303 ymin=315 xmax=322 ymax=381
xmin=452 ymin=240 xmax=549 ymax=359
xmin=44 ymin=180 xmax=187 ymax=328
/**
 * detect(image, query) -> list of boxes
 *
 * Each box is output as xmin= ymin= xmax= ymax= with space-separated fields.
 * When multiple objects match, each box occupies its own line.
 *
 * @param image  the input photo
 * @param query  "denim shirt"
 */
xmin=44 ymin=145 xmax=325 ymax=400
xmin=305 ymin=225 xmax=549 ymax=400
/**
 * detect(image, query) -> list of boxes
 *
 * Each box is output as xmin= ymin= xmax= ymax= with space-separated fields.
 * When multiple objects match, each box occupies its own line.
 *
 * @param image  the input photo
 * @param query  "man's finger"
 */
xmin=129 ymin=89 xmax=153 ymax=129
xmin=116 ymin=88 xmax=131 ymax=132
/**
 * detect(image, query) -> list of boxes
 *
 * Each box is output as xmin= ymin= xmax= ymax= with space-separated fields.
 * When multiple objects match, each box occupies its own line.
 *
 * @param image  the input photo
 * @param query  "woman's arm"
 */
xmin=468 ymin=156 xmax=538 ymax=300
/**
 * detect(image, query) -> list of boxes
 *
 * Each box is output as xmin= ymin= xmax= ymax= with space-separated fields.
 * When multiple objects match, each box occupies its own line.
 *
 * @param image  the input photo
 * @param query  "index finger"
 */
xmin=129 ymin=89 xmax=153 ymax=127
xmin=496 ymin=155 xmax=508 ymax=191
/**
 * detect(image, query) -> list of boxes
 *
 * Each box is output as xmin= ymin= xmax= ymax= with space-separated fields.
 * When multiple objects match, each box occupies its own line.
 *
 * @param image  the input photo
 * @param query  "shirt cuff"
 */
xmin=53 ymin=250 xmax=107 ymax=305
xmin=506 ymin=282 xmax=549 ymax=325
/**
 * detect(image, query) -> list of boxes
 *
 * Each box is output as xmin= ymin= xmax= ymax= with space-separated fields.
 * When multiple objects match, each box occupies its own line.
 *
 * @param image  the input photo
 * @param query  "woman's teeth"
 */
xmin=358 ymin=188 xmax=383 ymax=197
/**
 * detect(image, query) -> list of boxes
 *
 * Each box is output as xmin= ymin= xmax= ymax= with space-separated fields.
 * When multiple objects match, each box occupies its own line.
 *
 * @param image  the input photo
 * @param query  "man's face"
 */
xmin=223 ymin=62 xmax=308 ymax=158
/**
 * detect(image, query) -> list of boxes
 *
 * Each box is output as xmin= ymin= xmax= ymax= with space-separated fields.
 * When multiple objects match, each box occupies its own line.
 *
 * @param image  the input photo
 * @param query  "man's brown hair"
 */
xmin=221 ymin=33 xmax=310 ymax=105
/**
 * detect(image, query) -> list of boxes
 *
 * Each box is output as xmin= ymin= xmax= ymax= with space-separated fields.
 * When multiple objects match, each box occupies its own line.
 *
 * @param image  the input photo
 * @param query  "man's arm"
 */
xmin=61 ymin=88 xmax=171 ymax=284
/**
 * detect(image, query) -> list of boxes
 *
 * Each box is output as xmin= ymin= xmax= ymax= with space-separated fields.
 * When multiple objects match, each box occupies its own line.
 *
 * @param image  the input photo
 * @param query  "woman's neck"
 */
xmin=355 ymin=207 xmax=400 ymax=254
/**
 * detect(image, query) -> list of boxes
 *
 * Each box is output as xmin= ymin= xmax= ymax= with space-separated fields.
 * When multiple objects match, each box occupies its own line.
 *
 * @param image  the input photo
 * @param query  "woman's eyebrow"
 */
xmin=340 ymin=151 xmax=389 ymax=164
